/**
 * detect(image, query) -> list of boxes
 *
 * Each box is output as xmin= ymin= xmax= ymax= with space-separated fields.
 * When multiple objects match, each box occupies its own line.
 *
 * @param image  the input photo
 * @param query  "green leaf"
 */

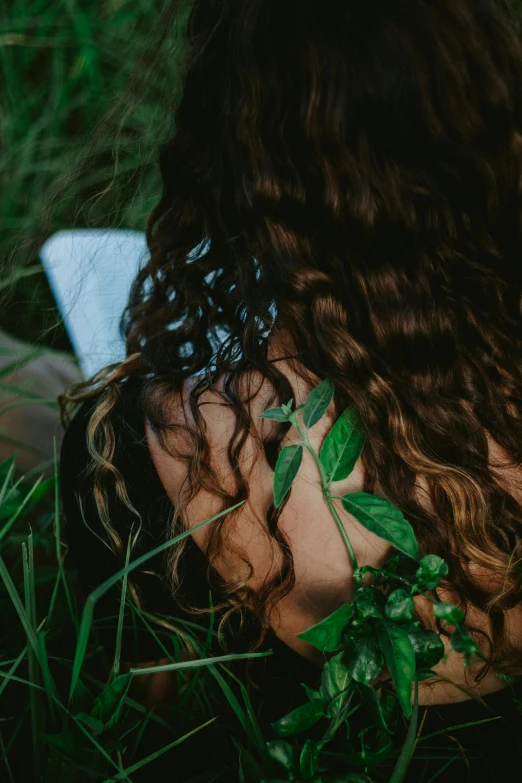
xmin=403 ymin=623 xmax=445 ymax=670
xmin=354 ymin=681 xmax=392 ymax=735
xmin=414 ymin=669 xmax=438 ymax=682
xmin=267 ymin=739 xmax=296 ymax=774
xmin=271 ymin=700 xmax=324 ymax=737
xmin=415 ymin=555 xmax=448 ymax=591
xmin=320 ymin=407 xmax=364 ymax=483
xmin=302 ymin=683 xmax=321 ymax=702
xmin=385 ymin=589 xmax=414 ymax=622
xmin=376 ymin=622 xmax=416 ymax=719
xmin=354 ymin=587 xmax=385 ymax=620
xmin=320 ymin=652 xmax=352 ymax=718
xmin=302 ymin=379 xmax=335 ymax=429
xmin=297 ymin=603 xmax=354 ymax=652
xmin=300 ymin=739 xmax=320 ymax=779
xmin=345 ymin=741 xmax=395 ymax=768
xmin=273 ymin=445 xmax=303 ymax=508
xmin=341 ymin=493 xmax=419 ymax=561
xmin=344 ymin=633 xmax=384 ymax=684
xmin=91 ymin=673 xmax=131 ymax=729
xmin=258 ymin=407 xmax=291 ymax=422
xmin=451 ymin=627 xmax=480 ymax=667
xmin=326 ymin=776 xmax=371 ymax=783
xmin=433 ymin=602 xmax=464 ymax=624
xmin=235 ymin=739 xmax=264 ymax=783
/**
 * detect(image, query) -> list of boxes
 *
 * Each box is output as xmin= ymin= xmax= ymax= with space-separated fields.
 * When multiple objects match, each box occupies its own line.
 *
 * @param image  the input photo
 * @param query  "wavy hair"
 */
xmin=62 ymin=0 xmax=522 ymax=668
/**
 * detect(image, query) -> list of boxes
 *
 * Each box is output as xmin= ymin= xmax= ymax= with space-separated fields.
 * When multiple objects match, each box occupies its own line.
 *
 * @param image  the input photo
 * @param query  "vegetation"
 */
xmin=1 ymin=2 xmax=521 ymax=781
xmin=1 ymin=0 xmax=178 ymax=348
xmin=0 ymin=381 xmax=513 ymax=782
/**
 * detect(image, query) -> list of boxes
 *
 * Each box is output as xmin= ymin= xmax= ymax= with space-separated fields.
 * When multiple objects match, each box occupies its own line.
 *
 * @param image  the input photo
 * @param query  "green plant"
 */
xmin=255 ymin=379 xmax=482 ymax=783
xmin=0 ymin=389 xmax=505 ymax=783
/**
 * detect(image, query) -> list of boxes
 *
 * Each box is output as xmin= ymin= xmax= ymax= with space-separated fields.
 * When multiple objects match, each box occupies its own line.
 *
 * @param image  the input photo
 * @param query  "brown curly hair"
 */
xmin=62 ymin=0 xmax=522 ymax=668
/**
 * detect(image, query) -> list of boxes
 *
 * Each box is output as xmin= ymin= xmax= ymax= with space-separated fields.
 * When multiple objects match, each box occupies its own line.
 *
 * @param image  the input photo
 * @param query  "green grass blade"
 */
xmin=0 ymin=433 xmax=47 ymax=460
xmin=0 ymin=380 xmax=57 ymax=401
xmin=0 ymin=554 xmax=42 ymax=665
xmin=105 ymin=718 xmax=218 ymax=781
xmin=0 ymin=458 xmax=16 ymax=509
xmin=23 ymin=537 xmax=43 ymax=779
xmin=0 ymin=473 xmax=45 ymax=544
xmin=417 ymin=716 xmax=501 ymax=743
xmin=128 ymin=651 xmax=271 ymax=676
xmin=389 ymin=681 xmax=419 ymax=783
xmin=49 ymin=439 xmax=77 ymax=629
xmin=425 ymin=755 xmax=462 ymax=783
xmin=64 ymin=666 xmax=176 ymax=734
xmin=0 ymin=347 xmax=42 ymax=377
xmin=0 ymin=724 xmax=14 ymax=783
xmin=0 ymin=397 xmax=59 ymax=417
xmin=38 ymin=632 xmax=58 ymax=722
xmin=0 ymin=708 xmax=29 ymax=778
xmin=205 ymin=662 xmax=248 ymax=736
xmin=0 ymin=670 xmax=48 ymax=691
xmin=0 ymin=670 xmax=133 ymax=781
xmin=224 ymin=666 xmax=268 ymax=758
xmin=175 ymin=605 xmax=214 ymax=712
xmin=26 ymin=534 xmax=36 ymax=627
xmin=70 ymin=712 xmax=134 ymax=783
xmin=132 ymin=707 xmax=154 ymax=757
xmin=113 ymin=534 xmax=132 ymax=676
xmin=126 ymin=601 xmax=210 ymax=715
xmin=126 ymin=602 xmax=179 ymax=662
xmin=0 ymin=645 xmax=27 ymax=699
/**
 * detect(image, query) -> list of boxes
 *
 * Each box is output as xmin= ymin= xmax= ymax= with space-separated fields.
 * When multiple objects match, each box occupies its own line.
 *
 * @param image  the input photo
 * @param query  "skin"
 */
xmin=140 ymin=332 xmax=521 ymax=708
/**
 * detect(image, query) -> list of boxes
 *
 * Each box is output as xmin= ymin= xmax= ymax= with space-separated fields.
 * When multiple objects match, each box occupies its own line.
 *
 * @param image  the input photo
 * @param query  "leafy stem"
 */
xmin=259 ymin=379 xmax=482 ymax=782
xmin=292 ymin=413 xmax=359 ymax=573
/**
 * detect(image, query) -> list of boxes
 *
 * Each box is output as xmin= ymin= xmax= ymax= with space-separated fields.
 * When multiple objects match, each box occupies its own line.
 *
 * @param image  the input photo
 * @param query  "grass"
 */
xmin=0 ymin=454 xmax=276 ymax=782
xmin=0 ymin=446 xmax=514 ymax=783
xmin=0 ymin=0 xmax=180 ymax=350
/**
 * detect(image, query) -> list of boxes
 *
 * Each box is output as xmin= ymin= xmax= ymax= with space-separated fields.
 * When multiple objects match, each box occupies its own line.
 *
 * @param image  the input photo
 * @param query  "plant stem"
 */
xmin=292 ymin=416 xmax=359 ymax=572
xmin=325 ymin=494 xmax=359 ymax=573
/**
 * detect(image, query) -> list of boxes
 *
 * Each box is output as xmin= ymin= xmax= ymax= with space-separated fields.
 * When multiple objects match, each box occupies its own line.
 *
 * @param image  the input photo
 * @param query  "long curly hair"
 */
xmin=62 ymin=0 xmax=522 ymax=668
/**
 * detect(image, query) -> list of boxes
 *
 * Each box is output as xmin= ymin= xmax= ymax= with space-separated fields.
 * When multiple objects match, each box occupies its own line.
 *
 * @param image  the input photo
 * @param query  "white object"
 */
xmin=40 ymin=229 xmax=148 ymax=378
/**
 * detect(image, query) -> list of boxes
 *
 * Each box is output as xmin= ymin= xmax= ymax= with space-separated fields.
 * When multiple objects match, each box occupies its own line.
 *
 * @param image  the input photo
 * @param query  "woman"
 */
xmin=61 ymin=0 xmax=522 ymax=779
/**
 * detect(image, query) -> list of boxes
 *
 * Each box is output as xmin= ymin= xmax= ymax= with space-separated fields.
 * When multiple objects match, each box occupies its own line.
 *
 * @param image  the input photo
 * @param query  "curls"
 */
xmin=63 ymin=0 xmax=522 ymax=666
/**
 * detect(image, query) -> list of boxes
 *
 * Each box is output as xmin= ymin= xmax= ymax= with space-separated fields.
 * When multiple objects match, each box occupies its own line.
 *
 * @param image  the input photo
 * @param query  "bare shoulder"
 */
xmin=144 ymin=372 xmax=279 ymax=553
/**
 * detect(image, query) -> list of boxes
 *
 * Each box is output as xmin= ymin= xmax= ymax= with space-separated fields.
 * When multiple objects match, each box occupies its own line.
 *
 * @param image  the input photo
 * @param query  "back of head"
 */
xmin=68 ymin=0 xmax=522 ymax=665
xmin=131 ymin=0 xmax=522 ymax=384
